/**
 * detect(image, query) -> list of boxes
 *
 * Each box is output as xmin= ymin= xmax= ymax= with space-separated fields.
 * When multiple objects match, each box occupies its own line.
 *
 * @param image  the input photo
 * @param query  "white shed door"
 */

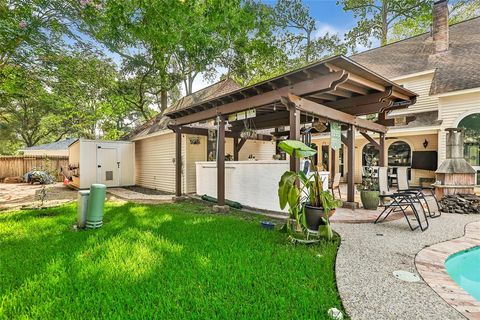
xmin=97 ymin=147 xmax=119 ymax=187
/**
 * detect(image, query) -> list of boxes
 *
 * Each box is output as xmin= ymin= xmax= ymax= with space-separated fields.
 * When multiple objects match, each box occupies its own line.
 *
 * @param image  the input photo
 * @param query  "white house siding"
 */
xmin=392 ymin=73 xmax=438 ymax=116
xmin=134 ymin=133 xmax=275 ymax=194
xmin=437 ymin=91 xmax=480 ymax=164
xmin=225 ymin=138 xmax=276 ymax=161
xmin=185 ymin=135 xmax=207 ymax=193
xmin=134 ymin=132 xmax=187 ymax=193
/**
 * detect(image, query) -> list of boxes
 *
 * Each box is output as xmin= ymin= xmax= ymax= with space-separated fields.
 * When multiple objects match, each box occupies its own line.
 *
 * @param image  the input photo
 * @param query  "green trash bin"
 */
xmin=86 ymin=184 xmax=106 ymax=229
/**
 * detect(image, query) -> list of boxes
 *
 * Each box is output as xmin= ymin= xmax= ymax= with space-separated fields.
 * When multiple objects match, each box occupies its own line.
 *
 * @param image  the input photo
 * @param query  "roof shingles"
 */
xmin=351 ymin=17 xmax=480 ymax=95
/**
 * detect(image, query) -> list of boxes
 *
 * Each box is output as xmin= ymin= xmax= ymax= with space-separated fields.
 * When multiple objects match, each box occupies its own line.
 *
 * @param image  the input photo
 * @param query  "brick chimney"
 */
xmin=433 ymin=0 xmax=449 ymax=52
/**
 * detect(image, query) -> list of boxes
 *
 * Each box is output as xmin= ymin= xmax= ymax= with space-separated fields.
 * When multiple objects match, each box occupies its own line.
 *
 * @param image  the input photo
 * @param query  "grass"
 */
xmin=0 ymin=200 xmax=344 ymax=319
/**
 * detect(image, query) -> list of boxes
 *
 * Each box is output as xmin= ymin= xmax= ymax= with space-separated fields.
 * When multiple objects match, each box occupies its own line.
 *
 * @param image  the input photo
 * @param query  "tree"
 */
xmin=274 ymin=0 xmax=347 ymax=64
xmin=390 ymin=0 xmax=480 ymax=42
xmin=0 ymin=66 xmax=63 ymax=147
xmin=337 ymin=0 xmax=431 ymax=48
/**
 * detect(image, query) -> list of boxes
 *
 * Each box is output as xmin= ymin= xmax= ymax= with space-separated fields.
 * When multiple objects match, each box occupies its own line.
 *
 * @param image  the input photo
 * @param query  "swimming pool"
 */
xmin=445 ymin=246 xmax=480 ymax=301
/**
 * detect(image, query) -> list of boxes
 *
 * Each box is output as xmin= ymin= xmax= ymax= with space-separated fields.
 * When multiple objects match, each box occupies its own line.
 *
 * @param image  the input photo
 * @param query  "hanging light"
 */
xmin=313 ymin=121 xmax=327 ymax=132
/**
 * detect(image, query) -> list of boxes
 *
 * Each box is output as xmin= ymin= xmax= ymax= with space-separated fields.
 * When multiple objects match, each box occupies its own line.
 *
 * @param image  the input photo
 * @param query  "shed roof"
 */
xmin=351 ymin=16 xmax=480 ymax=95
xmin=20 ymin=138 xmax=77 ymax=151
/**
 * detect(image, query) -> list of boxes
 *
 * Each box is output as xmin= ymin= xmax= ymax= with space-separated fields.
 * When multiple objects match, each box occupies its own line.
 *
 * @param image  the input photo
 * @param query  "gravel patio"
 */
xmin=333 ymin=213 xmax=480 ymax=320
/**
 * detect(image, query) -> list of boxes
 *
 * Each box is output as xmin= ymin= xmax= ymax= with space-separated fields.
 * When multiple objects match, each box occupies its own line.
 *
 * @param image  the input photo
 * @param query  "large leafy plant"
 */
xmin=277 ymin=140 xmax=341 ymax=239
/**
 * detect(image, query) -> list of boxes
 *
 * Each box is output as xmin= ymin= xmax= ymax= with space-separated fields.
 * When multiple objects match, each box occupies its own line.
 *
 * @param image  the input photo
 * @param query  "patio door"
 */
xmin=96 ymin=147 xmax=119 ymax=187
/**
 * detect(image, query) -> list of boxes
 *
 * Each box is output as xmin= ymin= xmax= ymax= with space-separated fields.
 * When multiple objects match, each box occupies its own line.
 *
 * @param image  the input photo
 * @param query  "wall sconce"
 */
xmin=423 ymin=139 xmax=428 ymax=148
xmin=189 ymin=136 xmax=200 ymax=145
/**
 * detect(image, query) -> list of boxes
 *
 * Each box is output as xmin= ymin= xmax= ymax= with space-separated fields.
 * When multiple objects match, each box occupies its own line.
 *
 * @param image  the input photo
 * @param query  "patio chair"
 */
xmin=378 ymin=167 xmax=394 ymax=205
xmin=375 ymin=192 xmax=429 ymax=231
xmin=330 ymin=172 xmax=341 ymax=199
xmin=397 ymin=167 xmax=441 ymax=218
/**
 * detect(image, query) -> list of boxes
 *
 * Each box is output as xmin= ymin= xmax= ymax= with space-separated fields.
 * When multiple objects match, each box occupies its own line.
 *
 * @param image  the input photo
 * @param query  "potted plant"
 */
xmin=277 ymin=140 xmax=341 ymax=240
xmin=357 ymin=155 xmax=380 ymax=210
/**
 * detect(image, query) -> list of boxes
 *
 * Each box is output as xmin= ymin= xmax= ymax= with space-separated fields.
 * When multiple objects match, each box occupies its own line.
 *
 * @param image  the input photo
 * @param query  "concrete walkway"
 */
xmin=333 ymin=213 xmax=480 ymax=320
xmin=107 ymin=187 xmax=173 ymax=204
xmin=0 ymin=183 xmax=77 ymax=211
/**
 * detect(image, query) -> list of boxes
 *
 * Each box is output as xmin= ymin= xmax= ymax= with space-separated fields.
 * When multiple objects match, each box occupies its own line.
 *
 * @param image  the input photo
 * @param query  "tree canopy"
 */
xmin=0 ymin=0 xmax=479 ymax=154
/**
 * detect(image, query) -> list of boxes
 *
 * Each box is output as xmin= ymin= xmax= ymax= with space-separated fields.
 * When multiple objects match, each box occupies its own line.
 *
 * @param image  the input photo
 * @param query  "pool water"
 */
xmin=445 ymin=246 xmax=480 ymax=301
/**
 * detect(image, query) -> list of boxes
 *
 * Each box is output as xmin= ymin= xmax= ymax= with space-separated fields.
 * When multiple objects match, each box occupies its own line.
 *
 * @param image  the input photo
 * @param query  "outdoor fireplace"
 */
xmin=435 ymin=128 xmax=476 ymax=199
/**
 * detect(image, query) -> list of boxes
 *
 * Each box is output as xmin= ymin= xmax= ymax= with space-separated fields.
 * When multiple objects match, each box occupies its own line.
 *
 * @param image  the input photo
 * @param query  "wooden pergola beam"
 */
xmin=359 ymin=131 xmax=380 ymax=149
xmin=173 ymin=125 xmax=272 ymax=141
xmin=287 ymin=94 xmax=387 ymax=133
xmin=324 ymin=87 xmax=392 ymax=108
xmin=170 ymin=71 xmax=349 ymax=125
xmin=337 ymin=100 xmax=394 ymax=116
xmin=347 ymin=124 xmax=356 ymax=203
xmin=175 ymin=130 xmax=182 ymax=197
xmin=217 ymin=117 xmax=225 ymax=206
xmin=337 ymin=82 xmax=369 ymax=95
xmin=233 ymin=138 xmax=247 ymax=161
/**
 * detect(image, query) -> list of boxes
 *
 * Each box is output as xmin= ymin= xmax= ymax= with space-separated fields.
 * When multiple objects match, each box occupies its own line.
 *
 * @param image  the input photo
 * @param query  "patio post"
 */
xmin=217 ymin=116 xmax=226 ymax=206
xmin=289 ymin=105 xmax=300 ymax=172
xmin=233 ymin=138 xmax=239 ymax=161
xmin=175 ymin=128 xmax=182 ymax=197
xmin=379 ymin=133 xmax=386 ymax=166
xmin=347 ymin=124 xmax=355 ymax=203
xmin=330 ymin=148 xmax=336 ymax=180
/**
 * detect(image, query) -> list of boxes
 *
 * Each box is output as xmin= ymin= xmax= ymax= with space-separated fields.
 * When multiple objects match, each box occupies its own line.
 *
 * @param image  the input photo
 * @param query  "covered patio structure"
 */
xmin=166 ymin=56 xmax=417 ymax=210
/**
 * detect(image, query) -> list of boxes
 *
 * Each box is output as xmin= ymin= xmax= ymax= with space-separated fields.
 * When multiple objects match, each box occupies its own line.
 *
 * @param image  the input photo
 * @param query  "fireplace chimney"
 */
xmin=435 ymin=128 xmax=476 ymax=199
xmin=433 ymin=0 xmax=449 ymax=53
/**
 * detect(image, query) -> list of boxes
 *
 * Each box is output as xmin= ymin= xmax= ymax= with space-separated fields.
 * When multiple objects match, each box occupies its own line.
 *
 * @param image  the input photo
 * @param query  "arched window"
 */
xmin=362 ymin=143 xmax=379 ymax=166
xmin=458 ymin=113 xmax=480 ymax=167
xmin=458 ymin=113 xmax=480 ymax=185
xmin=388 ymin=141 xmax=411 ymax=166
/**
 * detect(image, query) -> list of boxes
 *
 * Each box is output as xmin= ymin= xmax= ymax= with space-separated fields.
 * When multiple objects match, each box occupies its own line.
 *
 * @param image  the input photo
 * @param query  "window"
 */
xmin=458 ymin=113 xmax=480 ymax=185
xmin=362 ymin=143 xmax=379 ymax=166
xmin=388 ymin=141 xmax=411 ymax=166
xmin=207 ymin=129 xmax=217 ymax=161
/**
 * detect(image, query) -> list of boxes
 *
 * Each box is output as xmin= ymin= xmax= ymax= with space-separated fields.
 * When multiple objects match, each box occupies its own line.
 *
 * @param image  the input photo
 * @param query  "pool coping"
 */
xmin=415 ymin=220 xmax=480 ymax=320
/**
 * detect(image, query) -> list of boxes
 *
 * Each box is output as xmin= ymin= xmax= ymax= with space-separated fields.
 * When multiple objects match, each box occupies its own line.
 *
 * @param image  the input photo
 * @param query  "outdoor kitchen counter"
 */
xmin=195 ymin=160 xmax=329 ymax=212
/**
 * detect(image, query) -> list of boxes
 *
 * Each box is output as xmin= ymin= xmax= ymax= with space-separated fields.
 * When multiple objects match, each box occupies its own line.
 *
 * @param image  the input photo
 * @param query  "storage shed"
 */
xmin=68 ymin=139 xmax=135 ymax=189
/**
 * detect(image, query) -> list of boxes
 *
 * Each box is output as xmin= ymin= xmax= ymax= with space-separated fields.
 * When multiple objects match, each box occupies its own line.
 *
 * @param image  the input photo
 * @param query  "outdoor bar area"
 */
xmin=166 ymin=55 xmax=417 ymax=212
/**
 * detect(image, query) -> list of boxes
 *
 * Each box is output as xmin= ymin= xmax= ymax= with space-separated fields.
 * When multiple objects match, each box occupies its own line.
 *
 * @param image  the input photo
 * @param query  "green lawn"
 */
xmin=0 ymin=201 xmax=344 ymax=319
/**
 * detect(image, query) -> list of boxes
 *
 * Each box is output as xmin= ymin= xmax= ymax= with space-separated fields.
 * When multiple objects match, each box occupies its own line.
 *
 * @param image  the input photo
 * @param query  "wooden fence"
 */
xmin=0 ymin=155 xmax=69 ymax=182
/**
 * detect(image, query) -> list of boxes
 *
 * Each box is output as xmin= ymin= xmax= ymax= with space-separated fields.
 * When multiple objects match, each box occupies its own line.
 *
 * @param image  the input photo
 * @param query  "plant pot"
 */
xmin=360 ymin=190 xmax=380 ymax=210
xmin=304 ymin=205 xmax=334 ymax=231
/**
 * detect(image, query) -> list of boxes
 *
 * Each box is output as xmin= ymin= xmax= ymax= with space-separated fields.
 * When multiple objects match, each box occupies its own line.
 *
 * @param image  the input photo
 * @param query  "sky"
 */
xmin=190 ymin=0 xmax=360 ymax=93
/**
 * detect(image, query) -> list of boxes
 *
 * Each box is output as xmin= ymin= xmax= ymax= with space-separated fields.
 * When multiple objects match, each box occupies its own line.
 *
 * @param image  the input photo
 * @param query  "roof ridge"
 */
xmin=352 ymin=14 xmax=480 ymax=57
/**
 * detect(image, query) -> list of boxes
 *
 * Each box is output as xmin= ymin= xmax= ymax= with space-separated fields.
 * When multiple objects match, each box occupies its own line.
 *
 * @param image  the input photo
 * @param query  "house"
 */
xmin=312 ymin=0 xmax=480 ymax=187
xmin=19 ymin=138 xmax=77 ymax=157
xmin=126 ymin=79 xmax=276 ymax=194
xmin=129 ymin=0 xmax=480 ymax=203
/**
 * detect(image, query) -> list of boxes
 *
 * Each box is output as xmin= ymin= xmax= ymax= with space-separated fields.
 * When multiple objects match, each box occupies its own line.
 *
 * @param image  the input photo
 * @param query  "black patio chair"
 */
xmin=375 ymin=191 xmax=429 ymax=231
xmin=396 ymin=167 xmax=441 ymax=218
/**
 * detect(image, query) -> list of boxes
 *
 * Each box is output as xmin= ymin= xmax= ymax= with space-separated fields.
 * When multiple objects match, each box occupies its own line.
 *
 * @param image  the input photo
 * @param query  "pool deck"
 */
xmin=333 ymin=213 xmax=480 ymax=320
xmin=416 ymin=221 xmax=480 ymax=320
